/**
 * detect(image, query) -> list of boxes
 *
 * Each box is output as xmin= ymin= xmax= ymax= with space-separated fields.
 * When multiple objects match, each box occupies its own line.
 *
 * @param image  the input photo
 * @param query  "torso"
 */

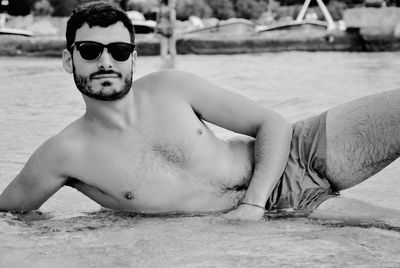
xmin=62 ymin=74 xmax=255 ymax=214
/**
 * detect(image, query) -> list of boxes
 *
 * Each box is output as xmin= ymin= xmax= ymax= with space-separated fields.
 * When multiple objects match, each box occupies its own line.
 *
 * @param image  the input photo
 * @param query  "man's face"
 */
xmin=67 ymin=22 xmax=135 ymax=101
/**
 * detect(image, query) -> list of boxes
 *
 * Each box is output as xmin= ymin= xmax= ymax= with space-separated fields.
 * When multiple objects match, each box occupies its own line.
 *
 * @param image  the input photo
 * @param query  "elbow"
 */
xmin=271 ymin=112 xmax=293 ymax=137
xmin=283 ymin=118 xmax=293 ymax=140
xmin=253 ymin=111 xmax=293 ymax=142
xmin=280 ymin=117 xmax=293 ymax=148
xmin=263 ymin=113 xmax=293 ymax=145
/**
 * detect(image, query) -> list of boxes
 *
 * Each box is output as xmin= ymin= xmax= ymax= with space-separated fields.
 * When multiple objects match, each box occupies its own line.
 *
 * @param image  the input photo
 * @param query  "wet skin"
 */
xmin=64 ymin=23 xmax=255 ymax=213
xmin=0 ymin=22 xmax=294 ymax=216
xmin=62 ymin=81 xmax=256 ymax=213
xmin=63 ymin=22 xmax=256 ymax=213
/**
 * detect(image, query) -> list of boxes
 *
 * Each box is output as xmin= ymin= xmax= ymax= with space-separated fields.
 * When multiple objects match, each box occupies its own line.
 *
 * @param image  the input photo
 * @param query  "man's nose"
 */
xmin=97 ymin=48 xmax=113 ymax=70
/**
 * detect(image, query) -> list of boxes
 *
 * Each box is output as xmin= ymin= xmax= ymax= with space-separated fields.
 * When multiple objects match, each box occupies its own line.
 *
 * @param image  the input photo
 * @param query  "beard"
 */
xmin=73 ymin=66 xmax=133 ymax=101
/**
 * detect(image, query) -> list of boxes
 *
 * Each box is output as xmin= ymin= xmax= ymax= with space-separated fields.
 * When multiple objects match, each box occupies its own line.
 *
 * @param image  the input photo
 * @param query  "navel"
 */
xmin=197 ymin=128 xmax=203 ymax=135
xmin=124 ymin=191 xmax=134 ymax=200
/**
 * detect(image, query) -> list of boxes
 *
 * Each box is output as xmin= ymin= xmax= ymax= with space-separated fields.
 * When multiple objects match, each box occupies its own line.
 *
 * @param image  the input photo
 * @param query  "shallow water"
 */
xmin=1 ymin=52 xmax=400 ymax=267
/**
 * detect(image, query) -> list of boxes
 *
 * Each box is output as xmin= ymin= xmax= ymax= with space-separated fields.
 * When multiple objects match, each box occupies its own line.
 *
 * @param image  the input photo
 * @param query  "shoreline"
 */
xmin=1 ymin=7 xmax=400 ymax=56
xmin=0 ymin=28 xmax=399 ymax=58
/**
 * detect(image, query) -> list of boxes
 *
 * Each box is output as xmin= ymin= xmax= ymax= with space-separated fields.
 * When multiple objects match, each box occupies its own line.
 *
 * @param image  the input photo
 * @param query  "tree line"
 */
xmin=3 ymin=0 xmax=400 ymax=19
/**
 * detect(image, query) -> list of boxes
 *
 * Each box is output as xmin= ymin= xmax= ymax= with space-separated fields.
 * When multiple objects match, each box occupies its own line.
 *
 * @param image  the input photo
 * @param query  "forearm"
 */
xmin=0 ymin=184 xmax=36 ymax=212
xmin=0 ymin=185 xmax=14 ymax=212
xmin=0 ymin=193 xmax=7 ymax=212
xmin=0 ymin=173 xmax=57 ymax=212
xmin=0 ymin=187 xmax=21 ymax=212
xmin=0 ymin=190 xmax=43 ymax=212
xmin=242 ymin=113 xmax=292 ymax=207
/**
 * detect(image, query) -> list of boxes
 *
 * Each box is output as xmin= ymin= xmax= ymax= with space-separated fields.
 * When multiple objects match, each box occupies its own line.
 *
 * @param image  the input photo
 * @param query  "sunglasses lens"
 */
xmin=108 ymin=43 xmax=133 ymax=61
xmin=74 ymin=42 xmax=134 ymax=61
xmin=77 ymin=43 xmax=103 ymax=61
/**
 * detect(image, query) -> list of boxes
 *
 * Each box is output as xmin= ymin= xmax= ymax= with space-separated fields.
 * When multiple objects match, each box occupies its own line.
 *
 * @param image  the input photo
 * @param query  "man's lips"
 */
xmin=92 ymin=74 xmax=119 ymax=79
xmin=90 ymin=71 xmax=122 ymax=80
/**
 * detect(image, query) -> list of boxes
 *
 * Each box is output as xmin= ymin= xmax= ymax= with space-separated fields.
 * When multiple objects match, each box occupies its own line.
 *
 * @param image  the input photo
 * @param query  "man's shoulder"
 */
xmin=134 ymin=70 xmax=200 ymax=96
xmin=22 ymin=132 xmax=81 ymax=180
xmin=35 ymin=120 xmax=84 ymax=167
xmin=133 ymin=70 xmax=214 ymax=110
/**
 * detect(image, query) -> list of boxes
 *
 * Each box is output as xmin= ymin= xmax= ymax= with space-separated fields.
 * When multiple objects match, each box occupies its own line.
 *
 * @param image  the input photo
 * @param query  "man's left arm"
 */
xmin=226 ymin=112 xmax=292 ymax=220
xmin=167 ymin=71 xmax=293 ymax=220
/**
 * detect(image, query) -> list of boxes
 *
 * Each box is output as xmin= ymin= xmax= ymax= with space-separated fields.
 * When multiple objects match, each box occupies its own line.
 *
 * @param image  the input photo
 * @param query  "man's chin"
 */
xmin=80 ymin=87 xmax=131 ymax=101
xmin=74 ymin=71 xmax=133 ymax=102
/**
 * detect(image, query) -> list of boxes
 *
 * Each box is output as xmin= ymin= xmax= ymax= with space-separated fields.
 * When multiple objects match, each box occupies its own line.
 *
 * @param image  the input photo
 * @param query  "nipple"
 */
xmin=197 ymin=129 xmax=203 ymax=135
xmin=124 ymin=191 xmax=134 ymax=200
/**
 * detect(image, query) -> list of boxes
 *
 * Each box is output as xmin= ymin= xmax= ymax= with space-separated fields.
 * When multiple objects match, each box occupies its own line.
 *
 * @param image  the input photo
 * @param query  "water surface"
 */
xmin=1 ymin=52 xmax=400 ymax=267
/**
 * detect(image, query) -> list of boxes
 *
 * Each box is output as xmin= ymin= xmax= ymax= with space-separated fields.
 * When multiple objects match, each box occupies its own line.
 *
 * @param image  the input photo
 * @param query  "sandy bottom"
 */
xmin=1 ymin=210 xmax=400 ymax=267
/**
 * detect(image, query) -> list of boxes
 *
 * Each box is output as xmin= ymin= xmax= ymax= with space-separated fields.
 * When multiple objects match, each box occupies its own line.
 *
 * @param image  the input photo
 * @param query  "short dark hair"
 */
xmin=66 ymin=1 xmax=135 ymax=51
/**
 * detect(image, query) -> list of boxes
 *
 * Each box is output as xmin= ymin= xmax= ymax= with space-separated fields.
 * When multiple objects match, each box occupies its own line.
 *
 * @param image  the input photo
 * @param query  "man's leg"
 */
xmin=168 ymin=36 xmax=177 ymax=60
xmin=160 ymin=36 xmax=168 ymax=60
xmin=313 ymin=89 xmax=400 ymax=223
xmin=325 ymin=88 xmax=400 ymax=190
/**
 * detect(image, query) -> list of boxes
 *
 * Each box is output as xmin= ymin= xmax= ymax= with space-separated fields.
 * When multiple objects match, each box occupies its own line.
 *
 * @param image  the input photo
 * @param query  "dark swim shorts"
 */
xmin=265 ymin=112 xmax=339 ymax=212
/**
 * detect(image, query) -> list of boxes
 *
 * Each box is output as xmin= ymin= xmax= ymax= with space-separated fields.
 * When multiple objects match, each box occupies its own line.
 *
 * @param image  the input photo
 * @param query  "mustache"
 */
xmin=90 ymin=70 xmax=122 ymax=80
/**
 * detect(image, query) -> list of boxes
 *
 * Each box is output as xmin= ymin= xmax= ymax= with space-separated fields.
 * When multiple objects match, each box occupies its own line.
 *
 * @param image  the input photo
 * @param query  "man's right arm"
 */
xmin=0 ymin=137 xmax=67 ymax=212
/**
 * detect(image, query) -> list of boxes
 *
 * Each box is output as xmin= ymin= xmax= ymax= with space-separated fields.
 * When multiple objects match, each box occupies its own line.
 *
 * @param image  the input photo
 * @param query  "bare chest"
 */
xmin=71 ymin=117 xmax=229 ymax=211
xmin=67 ymin=97 xmax=251 ymax=212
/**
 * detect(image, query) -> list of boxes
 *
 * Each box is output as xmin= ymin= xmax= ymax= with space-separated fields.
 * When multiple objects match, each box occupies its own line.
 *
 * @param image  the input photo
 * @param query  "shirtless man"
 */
xmin=1 ymin=2 xmax=400 ymax=222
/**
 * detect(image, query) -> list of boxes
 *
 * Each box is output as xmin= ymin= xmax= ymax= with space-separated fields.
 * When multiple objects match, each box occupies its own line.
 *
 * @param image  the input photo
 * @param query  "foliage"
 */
xmin=389 ymin=0 xmax=400 ymax=6
xmin=117 ymin=0 xmax=129 ymax=10
xmin=325 ymin=0 xmax=347 ymax=20
xmin=5 ymin=0 xmax=398 ymax=23
xmin=127 ymin=0 xmax=157 ymax=12
xmin=270 ymin=0 xmax=350 ymax=20
xmin=338 ymin=0 xmax=364 ymax=7
xmin=47 ymin=0 xmax=124 ymax=17
xmin=126 ymin=0 xmax=158 ymax=20
xmin=235 ymin=0 xmax=268 ymax=20
xmin=48 ymin=0 xmax=80 ymax=16
xmin=33 ymin=0 xmax=54 ymax=16
xmin=6 ymin=0 xmax=35 ymax=15
xmin=269 ymin=2 xmax=301 ymax=20
xmin=175 ymin=0 xmax=212 ymax=20
xmin=274 ymin=0 xmax=301 ymax=6
xmin=274 ymin=0 xmax=333 ymax=6
xmin=205 ymin=0 xmax=236 ymax=19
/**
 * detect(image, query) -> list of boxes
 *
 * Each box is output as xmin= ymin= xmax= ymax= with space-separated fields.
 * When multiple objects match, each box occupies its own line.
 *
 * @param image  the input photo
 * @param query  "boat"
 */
xmin=0 ymin=13 xmax=33 ymax=37
xmin=257 ymin=20 xmax=329 ymax=33
xmin=0 ymin=27 xmax=33 ymax=36
xmin=132 ymin=20 xmax=156 ymax=34
xmin=126 ymin=10 xmax=156 ymax=34
xmin=183 ymin=18 xmax=256 ymax=36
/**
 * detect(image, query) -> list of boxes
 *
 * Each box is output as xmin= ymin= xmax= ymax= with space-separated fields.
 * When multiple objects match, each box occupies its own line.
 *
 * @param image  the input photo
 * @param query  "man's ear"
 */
xmin=133 ymin=50 xmax=137 ymax=61
xmin=132 ymin=50 xmax=137 ymax=71
xmin=62 ymin=49 xmax=73 ymax=73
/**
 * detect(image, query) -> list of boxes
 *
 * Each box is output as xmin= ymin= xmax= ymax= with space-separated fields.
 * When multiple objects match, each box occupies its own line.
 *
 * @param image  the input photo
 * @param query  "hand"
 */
xmin=223 ymin=204 xmax=265 ymax=222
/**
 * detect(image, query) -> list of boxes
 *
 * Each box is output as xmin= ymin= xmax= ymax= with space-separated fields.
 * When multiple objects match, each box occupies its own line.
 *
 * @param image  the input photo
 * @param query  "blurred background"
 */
xmin=1 ymin=0 xmax=399 ymax=37
xmin=2 ymin=0 xmax=399 ymax=21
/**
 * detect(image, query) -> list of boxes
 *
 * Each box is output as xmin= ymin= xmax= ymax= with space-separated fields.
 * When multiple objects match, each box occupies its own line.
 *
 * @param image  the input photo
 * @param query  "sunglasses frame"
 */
xmin=71 ymin=41 xmax=136 ymax=62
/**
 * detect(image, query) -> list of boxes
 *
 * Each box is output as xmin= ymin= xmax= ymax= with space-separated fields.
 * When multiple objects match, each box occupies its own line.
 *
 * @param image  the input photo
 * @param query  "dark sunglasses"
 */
xmin=71 ymin=41 xmax=135 ymax=62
